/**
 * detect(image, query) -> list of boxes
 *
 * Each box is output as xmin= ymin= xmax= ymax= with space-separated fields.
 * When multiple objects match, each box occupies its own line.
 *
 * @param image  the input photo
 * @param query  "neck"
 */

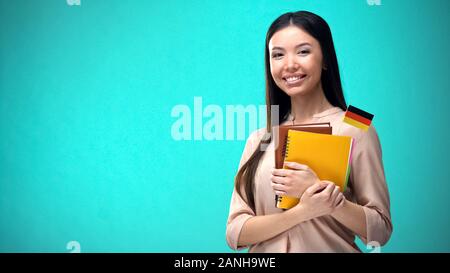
xmin=290 ymin=83 xmax=334 ymax=124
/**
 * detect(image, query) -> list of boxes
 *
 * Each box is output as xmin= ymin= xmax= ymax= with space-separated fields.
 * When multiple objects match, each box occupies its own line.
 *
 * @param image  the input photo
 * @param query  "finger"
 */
xmin=284 ymin=161 xmax=308 ymax=170
xmin=270 ymin=175 xmax=286 ymax=185
xmin=271 ymin=168 xmax=291 ymax=177
xmin=274 ymin=190 xmax=286 ymax=196
xmin=321 ymin=182 xmax=335 ymax=196
xmin=306 ymin=182 xmax=328 ymax=196
xmin=330 ymin=187 xmax=340 ymax=204
xmin=333 ymin=193 xmax=344 ymax=207
xmin=271 ymin=182 xmax=287 ymax=192
xmin=335 ymin=195 xmax=346 ymax=209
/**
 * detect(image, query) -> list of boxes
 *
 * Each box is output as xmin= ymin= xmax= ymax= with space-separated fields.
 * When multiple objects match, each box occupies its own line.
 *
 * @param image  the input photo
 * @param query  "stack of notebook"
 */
xmin=273 ymin=123 xmax=354 ymax=209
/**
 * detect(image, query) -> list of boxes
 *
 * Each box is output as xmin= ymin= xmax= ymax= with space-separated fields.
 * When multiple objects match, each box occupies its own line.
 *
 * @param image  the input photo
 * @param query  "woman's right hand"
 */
xmin=295 ymin=181 xmax=344 ymax=220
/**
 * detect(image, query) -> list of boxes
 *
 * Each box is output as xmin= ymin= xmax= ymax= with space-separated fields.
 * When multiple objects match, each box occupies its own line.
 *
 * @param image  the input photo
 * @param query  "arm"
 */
xmin=271 ymin=162 xmax=368 ymax=240
xmin=272 ymin=165 xmax=368 ymax=239
xmin=237 ymin=182 xmax=341 ymax=247
xmin=331 ymin=199 xmax=367 ymax=239
xmin=333 ymin=126 xmax=392 ymax=246
xmin=237 ymin=204 xmax=308 ymax=247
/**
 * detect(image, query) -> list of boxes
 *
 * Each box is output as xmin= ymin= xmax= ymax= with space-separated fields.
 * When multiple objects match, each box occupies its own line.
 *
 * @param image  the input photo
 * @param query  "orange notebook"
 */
xmin=277 ymin=130 xmax=354 ymax=209
xmin=273 ymin=123 xmax=332 ymax=209
xmin=273 ymin=123 xmax=332 ymax=170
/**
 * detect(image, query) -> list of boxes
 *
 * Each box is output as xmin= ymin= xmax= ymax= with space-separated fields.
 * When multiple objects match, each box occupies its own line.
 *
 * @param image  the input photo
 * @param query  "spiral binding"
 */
xmin=284 ymin=134 xmax=291 ymax=158
xmin=275 ymin=134 xmax=292 ymax=207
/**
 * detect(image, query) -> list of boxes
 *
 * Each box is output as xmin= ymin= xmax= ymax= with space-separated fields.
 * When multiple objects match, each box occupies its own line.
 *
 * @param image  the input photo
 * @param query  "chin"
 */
xmin=281 ymin=86 xmax=311 ymax=97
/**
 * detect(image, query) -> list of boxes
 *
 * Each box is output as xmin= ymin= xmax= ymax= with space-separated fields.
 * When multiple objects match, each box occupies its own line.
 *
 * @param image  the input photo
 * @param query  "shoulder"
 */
xmin=331 ymin=111 xmax=380 ymax=145
xmin=331 ymin=110 xmax=383 ymax=158
xmin=242 ymin=127 xmax=267 ymax=152
xmin=246 ymin=127 xmax=266 ymax=142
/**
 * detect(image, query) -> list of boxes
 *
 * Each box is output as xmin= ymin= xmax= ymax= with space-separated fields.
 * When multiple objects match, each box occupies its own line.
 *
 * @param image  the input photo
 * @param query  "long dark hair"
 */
xmin=234 ymin=11 xmax=348 ymax=211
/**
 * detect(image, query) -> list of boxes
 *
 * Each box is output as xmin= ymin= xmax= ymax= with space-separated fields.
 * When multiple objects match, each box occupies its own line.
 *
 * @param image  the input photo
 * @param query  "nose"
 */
xmin=285 ymin=55 xmax=299 ymax=72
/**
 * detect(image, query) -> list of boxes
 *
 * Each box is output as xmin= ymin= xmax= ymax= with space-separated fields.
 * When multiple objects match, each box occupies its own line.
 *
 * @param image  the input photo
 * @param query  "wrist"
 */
xmin=302 ymin=179 xmax=320 ymax=196
xmin=291 ymin=203 xmax=312 ymax=223
xmin=331 ymin=199 xmax=347 ymax=217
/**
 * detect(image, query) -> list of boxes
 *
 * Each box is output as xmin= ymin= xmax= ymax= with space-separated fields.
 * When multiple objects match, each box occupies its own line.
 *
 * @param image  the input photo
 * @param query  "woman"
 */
xmin=226 ymin=11 xmax=392 ymax=252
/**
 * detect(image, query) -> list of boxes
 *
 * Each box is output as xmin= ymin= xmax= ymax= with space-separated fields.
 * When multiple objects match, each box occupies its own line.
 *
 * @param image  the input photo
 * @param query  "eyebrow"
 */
xmin=271 ymin=43 xmax=312 ymax=51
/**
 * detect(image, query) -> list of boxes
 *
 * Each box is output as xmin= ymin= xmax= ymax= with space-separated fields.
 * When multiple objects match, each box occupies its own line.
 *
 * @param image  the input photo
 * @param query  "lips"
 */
xmin=282 ymin=74 xmax=307 ymax=85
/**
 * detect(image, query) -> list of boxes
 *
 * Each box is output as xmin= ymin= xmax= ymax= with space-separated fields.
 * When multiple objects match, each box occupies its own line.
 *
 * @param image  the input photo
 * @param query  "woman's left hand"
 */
xmin=271 ymin=161 xmax=320 ymax=198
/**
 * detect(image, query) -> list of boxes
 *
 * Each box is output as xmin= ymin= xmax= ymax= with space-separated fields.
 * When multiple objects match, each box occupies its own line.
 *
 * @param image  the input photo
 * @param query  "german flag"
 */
xmin=343 ymin=105 xmax=374 ymax=131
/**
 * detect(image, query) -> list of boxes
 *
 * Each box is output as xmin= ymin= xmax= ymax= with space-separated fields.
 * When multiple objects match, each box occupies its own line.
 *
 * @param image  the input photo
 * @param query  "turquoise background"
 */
xmin=1 ymin=0 xmax=449 ymax=252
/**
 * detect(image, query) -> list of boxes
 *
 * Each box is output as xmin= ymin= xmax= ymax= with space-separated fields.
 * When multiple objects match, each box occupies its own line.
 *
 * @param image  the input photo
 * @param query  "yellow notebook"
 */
xmin=277 ymin=130 xmax=354 ymax=209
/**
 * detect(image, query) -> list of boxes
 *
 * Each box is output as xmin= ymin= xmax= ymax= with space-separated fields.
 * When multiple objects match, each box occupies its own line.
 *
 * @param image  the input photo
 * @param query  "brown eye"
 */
xmin=272 ymin=53 xmax=283 ymax=59
xmin=298 ymin=50 xmax=310 ymax=55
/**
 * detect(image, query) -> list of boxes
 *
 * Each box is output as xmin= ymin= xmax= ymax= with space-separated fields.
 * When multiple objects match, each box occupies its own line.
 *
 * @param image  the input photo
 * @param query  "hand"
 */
xmin=271 ymin=162 xmax=320 ymax=198
xmin=296 ymin=181 xmax=345 ymax=220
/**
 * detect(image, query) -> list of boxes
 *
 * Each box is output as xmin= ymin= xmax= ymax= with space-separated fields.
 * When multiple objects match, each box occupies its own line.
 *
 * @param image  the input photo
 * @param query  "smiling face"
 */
xmin=269 ymin=25 xmax=325 ymax=97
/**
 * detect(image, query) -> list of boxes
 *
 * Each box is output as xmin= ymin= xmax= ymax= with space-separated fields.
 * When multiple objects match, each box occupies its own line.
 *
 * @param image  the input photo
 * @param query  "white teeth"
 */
xmin=285 ymin=75 xmax=304 ymax=82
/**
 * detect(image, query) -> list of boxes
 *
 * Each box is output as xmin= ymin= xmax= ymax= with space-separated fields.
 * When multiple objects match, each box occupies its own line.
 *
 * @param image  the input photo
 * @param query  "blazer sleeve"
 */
xmin=225 ymin=129 xmax=263 ymax=250
xmin=350 ymin=125 xmax=393 ymax=246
